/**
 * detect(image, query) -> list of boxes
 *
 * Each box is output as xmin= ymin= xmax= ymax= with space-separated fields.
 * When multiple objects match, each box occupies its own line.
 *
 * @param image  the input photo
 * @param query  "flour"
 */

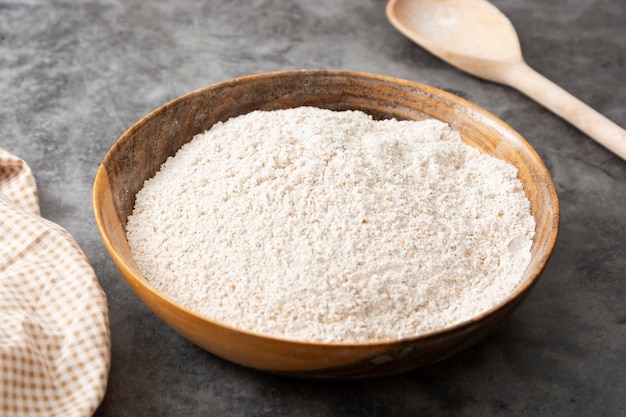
xmin=126 ymin=107 xmax=535 ymax=343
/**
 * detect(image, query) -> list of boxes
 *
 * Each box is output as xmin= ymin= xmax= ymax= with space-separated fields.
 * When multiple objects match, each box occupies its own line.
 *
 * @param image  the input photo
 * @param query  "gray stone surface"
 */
xmin=1 ymin=0 xmax=625 ymax=416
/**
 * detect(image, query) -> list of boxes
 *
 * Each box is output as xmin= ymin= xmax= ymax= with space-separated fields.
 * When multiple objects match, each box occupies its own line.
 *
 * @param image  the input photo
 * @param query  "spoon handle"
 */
xmin=504 ymin=62 xmax=626 ymax=161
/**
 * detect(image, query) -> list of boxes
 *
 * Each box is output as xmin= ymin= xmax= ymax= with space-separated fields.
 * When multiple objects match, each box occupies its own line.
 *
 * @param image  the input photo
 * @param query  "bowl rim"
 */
xmin=93 ymin=69 xmax=560 ymax=348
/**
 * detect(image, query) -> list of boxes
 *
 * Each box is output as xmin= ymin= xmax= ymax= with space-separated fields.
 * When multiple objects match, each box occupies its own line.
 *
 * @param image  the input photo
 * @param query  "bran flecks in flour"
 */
xmin=126 ymin=107 xmax=535 ymax=343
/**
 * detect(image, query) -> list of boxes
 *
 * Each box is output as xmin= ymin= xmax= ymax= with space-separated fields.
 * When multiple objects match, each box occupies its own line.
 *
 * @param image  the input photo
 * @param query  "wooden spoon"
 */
xmin=386 ymin=0 xmax=626 ymax=160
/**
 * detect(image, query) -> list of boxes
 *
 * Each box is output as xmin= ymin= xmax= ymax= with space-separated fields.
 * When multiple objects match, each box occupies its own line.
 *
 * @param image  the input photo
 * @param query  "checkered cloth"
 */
xmin=0 ymin=148 xmax=110 ymax=416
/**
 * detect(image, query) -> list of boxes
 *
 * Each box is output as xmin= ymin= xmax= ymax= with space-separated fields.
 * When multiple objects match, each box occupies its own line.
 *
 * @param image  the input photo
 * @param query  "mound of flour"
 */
xmin=126 ymin=107 xmax=535 ymax=343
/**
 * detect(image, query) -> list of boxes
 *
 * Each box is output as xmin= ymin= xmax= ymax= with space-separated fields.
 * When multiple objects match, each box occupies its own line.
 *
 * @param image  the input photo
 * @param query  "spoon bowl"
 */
xmin=387 ymin=0 xmax=626 ymax=160
xmin=388 ymin=0 xmax=522 ymax=80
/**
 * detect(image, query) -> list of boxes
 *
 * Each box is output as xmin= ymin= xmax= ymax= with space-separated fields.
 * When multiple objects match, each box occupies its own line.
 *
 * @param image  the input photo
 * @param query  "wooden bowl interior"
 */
xmin=93 ymin=70 xmax=559 ymax=378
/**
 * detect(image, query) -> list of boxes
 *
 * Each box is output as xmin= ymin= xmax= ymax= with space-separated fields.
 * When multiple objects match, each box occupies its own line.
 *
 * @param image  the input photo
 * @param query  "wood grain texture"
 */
xmin=93 ymin=70 xmax=559 ymax=379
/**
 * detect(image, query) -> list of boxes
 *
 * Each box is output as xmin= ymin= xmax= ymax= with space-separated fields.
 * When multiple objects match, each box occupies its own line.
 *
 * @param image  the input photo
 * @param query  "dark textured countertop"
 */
xmin=1 ymin=1 xmax=625 ymax=416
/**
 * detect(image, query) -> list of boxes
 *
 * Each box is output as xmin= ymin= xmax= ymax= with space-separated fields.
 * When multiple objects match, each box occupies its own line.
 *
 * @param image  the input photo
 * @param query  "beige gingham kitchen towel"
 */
xmin=0 ymin=148 xmax=110 ymax=416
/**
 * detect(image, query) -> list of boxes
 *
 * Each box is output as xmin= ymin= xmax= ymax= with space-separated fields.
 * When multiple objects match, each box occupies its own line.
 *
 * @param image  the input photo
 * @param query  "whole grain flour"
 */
xmin=126 ymin=107 xmax=535 ymax=343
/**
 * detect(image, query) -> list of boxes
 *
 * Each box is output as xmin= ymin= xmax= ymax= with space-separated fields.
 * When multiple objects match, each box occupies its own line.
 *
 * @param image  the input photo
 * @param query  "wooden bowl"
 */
xmin=93 ymin=70 xmax=559 ymax=379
